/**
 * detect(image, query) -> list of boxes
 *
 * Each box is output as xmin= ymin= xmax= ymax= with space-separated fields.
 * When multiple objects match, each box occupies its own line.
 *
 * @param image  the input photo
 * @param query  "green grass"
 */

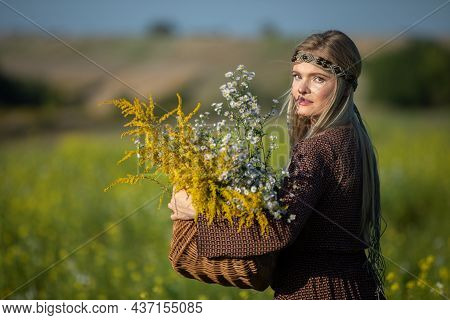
xmin=0 ymin=132 xmax=272 ymax=299
xmin=0 ymin=108 xmax=449 ymax=299
xmin=366 ymin=107 xmax=449 ymax=299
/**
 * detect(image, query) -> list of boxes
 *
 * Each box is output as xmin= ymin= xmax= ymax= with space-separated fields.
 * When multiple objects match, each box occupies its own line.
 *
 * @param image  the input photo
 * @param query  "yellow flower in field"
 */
xmin=58 ymin=248 xmax=69 ymax=259
xmin=139 ymin=291 xmax=149 ymax=299
xmin=390 ymin=282 xmax=400 ymax=292
xmin=439 ymin=266 xmax=448 ymax=281
xmin=419 ymin=254 xmax=435 ymax=272
xmin=106 ymin=222 xmax=119 ymax=238
xmin=416 ymin=279 xmax=426 ymax=289
xmin=386 ymin=271 xmax=396 ymax=282
xmin=425 ymin=255 xmax=435 ymax=265
xmin=406 ymin=280 xmax=415 ymax=289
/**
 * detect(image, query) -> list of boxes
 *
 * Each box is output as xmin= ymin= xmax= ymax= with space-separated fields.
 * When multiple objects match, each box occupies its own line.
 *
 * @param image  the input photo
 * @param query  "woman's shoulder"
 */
xmin=314 ymin=124 xmax=353 ymax=139
xmin=293 ymin=125 xmax=355 ymax=164
xmin=305 ymin=125 xmax=354 ymax=146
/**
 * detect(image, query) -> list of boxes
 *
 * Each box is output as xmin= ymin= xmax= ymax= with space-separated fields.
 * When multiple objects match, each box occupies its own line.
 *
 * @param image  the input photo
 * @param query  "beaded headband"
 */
xmin=291 ymin=50 xmax=358 ymax=90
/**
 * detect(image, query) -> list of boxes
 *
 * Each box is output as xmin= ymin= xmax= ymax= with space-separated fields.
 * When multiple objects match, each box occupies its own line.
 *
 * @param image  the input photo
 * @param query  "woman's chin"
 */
xmin=295 ymin=108 xmax=313 ymax=117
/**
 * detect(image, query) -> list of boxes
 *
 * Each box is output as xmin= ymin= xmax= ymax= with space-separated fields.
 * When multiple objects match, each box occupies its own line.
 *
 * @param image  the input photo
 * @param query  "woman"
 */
xmin=168 ymin=30 xmax=386 ymax=300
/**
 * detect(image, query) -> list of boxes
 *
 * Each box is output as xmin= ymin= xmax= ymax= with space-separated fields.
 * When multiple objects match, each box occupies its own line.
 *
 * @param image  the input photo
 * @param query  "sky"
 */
xmin=0 ymin=0 xmax=449 ymax=37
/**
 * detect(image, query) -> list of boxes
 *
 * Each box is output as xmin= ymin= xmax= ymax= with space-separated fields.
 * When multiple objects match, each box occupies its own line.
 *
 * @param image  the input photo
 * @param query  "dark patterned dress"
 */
xmin=195 ymin=125 xmax=385 ymax=299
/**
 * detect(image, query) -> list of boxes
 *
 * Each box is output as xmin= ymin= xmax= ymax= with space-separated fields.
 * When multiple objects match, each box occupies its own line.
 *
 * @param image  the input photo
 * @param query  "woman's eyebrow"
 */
xmin=291 ymin=70 xmax=330 ymax=78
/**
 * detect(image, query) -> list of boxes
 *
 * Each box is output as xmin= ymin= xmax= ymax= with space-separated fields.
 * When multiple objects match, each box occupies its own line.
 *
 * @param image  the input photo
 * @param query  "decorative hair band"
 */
xmin=291 ymin=50 xmax=358 ymax=90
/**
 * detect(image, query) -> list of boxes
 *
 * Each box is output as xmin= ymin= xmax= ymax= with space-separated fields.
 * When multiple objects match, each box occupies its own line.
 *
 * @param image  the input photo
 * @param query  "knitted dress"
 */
xmin=193 ymin=125 xmax=385 ymax=299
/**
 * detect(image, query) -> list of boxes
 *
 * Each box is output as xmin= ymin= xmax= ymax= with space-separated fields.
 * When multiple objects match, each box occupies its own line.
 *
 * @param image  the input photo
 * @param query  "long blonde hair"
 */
xmin=278 ymin=30 xmax=385 ymax=296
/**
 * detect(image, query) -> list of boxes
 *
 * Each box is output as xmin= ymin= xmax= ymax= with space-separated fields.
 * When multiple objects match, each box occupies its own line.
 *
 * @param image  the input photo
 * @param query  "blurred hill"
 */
xmin=0 ymin=34 xmax=448 ymax=138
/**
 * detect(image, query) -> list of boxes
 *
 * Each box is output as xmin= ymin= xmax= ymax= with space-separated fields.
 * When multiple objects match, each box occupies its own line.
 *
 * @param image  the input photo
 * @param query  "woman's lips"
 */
xmin=296 ymin=97 xmax=313 ymax=106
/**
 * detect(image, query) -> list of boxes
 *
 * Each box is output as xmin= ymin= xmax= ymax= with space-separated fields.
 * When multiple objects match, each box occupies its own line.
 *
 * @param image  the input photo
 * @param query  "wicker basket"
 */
xmin=168 ymin=220 xmax=277 ymax=291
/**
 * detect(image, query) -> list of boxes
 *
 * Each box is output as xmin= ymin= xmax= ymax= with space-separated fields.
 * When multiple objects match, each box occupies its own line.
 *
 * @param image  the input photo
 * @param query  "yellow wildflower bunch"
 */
xmin=102 ymin=65 xmax=288 ymax=235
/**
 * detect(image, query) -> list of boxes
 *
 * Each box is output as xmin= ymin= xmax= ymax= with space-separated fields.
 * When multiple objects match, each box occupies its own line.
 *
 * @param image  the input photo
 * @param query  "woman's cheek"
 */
xmin=309 ymin=82 xmax=326 ymax=95
xmin=315 ymin=82 xmax=333 ymax=99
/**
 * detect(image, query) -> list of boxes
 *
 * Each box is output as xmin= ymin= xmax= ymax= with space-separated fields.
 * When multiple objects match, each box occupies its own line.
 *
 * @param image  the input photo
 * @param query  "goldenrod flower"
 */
xmin=102 ymin=66 xmax=287 ymax=235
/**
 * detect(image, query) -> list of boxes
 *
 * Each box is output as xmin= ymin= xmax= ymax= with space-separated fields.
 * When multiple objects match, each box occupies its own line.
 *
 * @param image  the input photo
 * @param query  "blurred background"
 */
xmin=0 ymin=0 xmax=449 ymax=299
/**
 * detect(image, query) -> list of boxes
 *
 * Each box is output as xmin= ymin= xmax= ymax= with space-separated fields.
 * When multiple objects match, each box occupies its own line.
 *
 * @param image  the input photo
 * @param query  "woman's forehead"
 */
xmin=292 ymin=62 xmax=331 ymax=76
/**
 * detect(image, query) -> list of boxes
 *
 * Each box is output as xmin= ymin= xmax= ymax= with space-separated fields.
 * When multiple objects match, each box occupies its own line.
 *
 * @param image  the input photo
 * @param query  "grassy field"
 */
xmin=0 ymin=106 xmax=449 ymax=300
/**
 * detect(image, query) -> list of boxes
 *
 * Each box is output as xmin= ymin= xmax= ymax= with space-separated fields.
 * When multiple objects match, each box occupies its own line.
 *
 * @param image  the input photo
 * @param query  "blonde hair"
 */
xmin=278 ymin=30 xmax=385 ymax=296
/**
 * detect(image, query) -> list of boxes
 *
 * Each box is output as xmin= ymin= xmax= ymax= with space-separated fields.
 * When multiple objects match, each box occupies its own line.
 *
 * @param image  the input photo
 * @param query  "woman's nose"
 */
xmin=297 ymin=80 xmax=310 ymax=94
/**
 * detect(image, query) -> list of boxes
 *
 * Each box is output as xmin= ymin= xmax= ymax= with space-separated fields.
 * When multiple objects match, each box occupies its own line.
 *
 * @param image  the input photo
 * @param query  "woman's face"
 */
xmin=291 ymin=62 xmax=336 ymax=117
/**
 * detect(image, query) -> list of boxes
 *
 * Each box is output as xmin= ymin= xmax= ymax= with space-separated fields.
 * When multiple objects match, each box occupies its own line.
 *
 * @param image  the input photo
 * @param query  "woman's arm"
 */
xmin=196 ymin=137 xmax=333 ymax=258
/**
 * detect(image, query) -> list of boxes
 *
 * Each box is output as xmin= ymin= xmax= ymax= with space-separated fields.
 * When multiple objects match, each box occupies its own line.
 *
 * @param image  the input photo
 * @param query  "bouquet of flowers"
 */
xmin=102 ymin=65 xmax=290 ymax=235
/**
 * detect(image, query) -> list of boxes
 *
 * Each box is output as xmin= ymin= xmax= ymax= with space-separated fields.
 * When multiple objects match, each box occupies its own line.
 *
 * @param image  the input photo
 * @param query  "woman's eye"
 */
xmin=292 ymin=74 xmax=324 ymax=83
xmin=314 ymin=77 xmax=325 ymax=83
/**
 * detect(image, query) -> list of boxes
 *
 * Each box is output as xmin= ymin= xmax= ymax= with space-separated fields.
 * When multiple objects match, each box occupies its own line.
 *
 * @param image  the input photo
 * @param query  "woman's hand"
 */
xmin=168 ymin=186 xmax=196 ymax=221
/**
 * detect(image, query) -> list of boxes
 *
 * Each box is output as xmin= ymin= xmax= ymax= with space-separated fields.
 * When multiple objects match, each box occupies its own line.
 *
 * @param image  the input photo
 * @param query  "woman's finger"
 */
xmin=170 ymin=207 xmax=195 ymax=220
